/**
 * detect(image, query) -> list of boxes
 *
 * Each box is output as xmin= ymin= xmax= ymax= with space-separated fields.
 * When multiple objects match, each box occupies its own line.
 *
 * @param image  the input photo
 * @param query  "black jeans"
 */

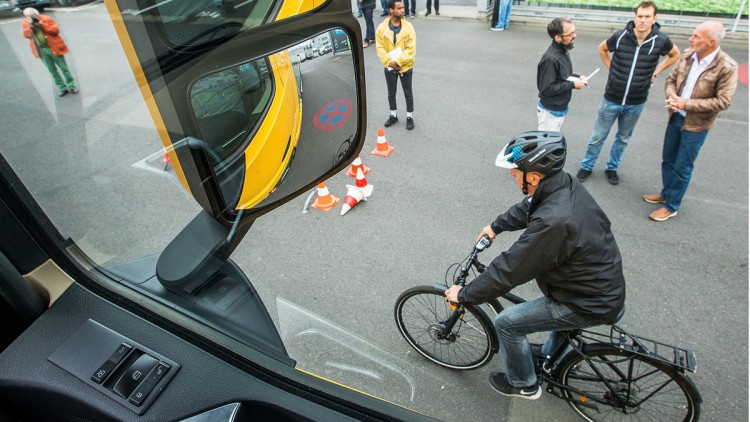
xmin=384 ymin=68 xmax=414 ymax=113
xmin=362 ymin=7 xmax=375 ymax=42
xmin=426 ymin=0 xmax=439 ymax=12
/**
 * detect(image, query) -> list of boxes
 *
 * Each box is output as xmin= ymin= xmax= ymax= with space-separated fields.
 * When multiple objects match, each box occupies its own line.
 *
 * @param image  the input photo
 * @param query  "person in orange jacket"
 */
xmin=22 ymin=8 xmax=78 ymax=97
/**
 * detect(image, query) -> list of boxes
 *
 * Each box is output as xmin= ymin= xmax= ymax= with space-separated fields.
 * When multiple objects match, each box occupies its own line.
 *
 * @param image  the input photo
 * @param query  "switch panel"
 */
xmin=49 ymin=320 xmax=180 ymax=415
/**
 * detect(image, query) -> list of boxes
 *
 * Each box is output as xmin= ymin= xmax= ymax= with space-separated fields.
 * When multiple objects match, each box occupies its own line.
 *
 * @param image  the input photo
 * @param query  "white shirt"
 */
xmin=677 ymin=47 xmax=720 ymax=116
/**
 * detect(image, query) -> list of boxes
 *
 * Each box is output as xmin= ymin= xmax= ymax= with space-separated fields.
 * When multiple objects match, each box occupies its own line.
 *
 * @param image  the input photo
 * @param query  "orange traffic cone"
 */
xmin=346 ymin=155 xmax=371 ymax=177
xmin=371 ymin=127 xmax=395 ymax=157
xmin=311 ymin=182 xmax=340 ymax=211
xmin=340 ymin=185 xmax=365 ymax=215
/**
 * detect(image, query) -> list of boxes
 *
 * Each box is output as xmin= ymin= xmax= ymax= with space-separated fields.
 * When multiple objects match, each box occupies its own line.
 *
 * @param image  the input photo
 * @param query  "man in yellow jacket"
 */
xmin=376 ymin=0 xmax=416 ymax=130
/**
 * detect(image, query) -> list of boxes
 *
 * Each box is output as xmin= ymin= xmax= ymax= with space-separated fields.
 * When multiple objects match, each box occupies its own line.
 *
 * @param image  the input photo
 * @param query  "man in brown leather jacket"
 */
xmin=643 ymin=20 xmax=737 ymax=222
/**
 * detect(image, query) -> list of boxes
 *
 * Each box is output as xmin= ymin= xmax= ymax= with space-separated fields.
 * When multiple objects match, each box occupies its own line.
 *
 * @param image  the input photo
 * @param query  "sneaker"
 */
xmin=406 ymin=117 xmax=414 ymax=130
xmin=436 ymin=10 xmax=440 ymax=15
xmin=356 ymin=13 xmax=362 ymax=17
xmin=491 ymin=27 xmax=505 ymax=31
xmin=58 ymin=90 xmax=69 ymax=97
xmin=69 ymin=88 xmax=79 ymax=94
xmin=605 ymin=170 xmax=619 ymax=185
xmin=384 ymin=115 xmax=398 ymax=127
xmin=649 ymin=207 xmax=677 ymax=222
xmin=489 ymin=372 xmax=541 ymax=400
xmin=380 ymin=12 xmax=388 ymax=16
xmin=576 ymin=168 xmax=592 ymax=182
xmin=411 ymin=13 xmax=416 ymax=18
xmin=643 ymin=194 xmax=665 ymax=204
xmin=425 ymin=10 xmax=431 ymax=16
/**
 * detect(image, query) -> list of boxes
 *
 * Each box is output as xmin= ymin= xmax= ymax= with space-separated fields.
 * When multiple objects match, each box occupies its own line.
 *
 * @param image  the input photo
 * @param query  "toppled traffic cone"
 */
xmin=341 ymin=168 xmax=373 ymax=215
xmin=346 ymin=155 xmax=370 ymax=177
xmin=371 ymin=127 xmax=395 ymax=157
xmin=340 ymin=185 xmax=365 ymax=216
xmin=311 ymin=182 xmax=340 ymax=211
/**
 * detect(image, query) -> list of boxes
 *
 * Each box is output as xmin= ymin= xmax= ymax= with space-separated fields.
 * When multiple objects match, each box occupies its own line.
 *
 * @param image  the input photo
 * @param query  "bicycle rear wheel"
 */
xmin=394 ymin=286 xmax=495 ymax=370
xmin=557 ymin=344 xmax=701 ymax=421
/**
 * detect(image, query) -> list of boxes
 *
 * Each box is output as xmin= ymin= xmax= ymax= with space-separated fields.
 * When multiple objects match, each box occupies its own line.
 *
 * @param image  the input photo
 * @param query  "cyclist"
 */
xmin=445 ymin=131 xmax=626 ymax=400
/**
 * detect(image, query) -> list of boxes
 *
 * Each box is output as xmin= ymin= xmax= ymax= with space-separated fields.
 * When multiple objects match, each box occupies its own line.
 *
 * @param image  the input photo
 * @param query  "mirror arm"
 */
xmin=174 ymin=137 xmax=229 ymax=221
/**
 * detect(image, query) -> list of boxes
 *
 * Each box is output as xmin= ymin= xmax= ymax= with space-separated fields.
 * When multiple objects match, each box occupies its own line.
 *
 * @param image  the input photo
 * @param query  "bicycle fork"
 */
xmin=437 ymin=304 xmax=464 ymax=342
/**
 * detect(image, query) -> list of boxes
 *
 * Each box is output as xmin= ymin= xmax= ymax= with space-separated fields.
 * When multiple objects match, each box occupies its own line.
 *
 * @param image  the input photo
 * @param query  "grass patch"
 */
xmin=528 ymin=0 xmax=748 ymax=16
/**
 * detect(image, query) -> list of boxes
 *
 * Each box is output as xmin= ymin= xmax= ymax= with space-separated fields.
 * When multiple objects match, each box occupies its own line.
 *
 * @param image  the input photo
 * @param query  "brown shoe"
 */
xmin=649 ymin=207 xmax=677 ymax=222
xmin=362 ymin=41 xmax=369 ymax=48
xmin=643 ymin=194 xmax=665 ymax=204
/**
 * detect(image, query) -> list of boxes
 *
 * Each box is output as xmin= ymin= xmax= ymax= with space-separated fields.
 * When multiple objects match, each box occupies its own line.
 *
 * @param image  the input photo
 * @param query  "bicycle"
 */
xmin=394 ymin=236 xmax=702 ymax=421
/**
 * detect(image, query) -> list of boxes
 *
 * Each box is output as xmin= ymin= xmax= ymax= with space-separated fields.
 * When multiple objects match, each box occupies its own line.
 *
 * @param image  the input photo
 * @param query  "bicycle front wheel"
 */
xmin=394 ymin=286 xmax=495 ymax=370
xmin=557 ymin=344 xmax=701 ymax=421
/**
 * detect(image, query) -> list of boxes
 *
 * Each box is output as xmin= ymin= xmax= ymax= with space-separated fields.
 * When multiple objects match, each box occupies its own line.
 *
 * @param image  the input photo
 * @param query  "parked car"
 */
xmin=11 ymin=0 xmax=50 ymax=13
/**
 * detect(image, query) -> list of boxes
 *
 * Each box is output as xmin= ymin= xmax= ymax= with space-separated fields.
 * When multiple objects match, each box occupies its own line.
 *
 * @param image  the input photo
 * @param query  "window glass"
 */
xmin=155 ymin=0 xmax=276 ymax=46
xmin=0 ymin=3 xmax=446 ymax=419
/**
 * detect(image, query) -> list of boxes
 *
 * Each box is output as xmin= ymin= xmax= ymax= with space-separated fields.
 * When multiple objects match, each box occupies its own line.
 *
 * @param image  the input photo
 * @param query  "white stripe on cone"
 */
xmin=353 ymin=167 xmax=373 ymax=197
xmin=340 ymin=185 xmax=366 ymax=215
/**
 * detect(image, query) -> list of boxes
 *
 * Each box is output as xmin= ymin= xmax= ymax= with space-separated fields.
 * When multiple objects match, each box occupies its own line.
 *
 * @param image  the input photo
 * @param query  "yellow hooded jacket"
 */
xmin=375 ymin=17 xmax=416 ymax=74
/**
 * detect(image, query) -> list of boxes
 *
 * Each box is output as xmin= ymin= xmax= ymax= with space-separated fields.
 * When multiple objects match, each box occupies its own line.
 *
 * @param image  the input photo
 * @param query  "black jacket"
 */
xmin=604 ymin=21 xmax=674 ymax=105
xmin=537 ymin=42 xmax=576 ymax=112
xmin=458 ymin=171 xmax=626 ymax=322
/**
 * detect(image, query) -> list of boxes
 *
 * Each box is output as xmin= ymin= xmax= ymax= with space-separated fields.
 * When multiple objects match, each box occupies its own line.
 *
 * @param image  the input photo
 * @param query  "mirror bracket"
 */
xmin=156 ymin=210 xmax=250 ymax=292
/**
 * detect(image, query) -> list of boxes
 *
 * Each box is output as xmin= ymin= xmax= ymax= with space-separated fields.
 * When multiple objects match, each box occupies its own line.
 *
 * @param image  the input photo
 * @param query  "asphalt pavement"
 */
xmin=0 ymin=4 xmax=748 ymax=421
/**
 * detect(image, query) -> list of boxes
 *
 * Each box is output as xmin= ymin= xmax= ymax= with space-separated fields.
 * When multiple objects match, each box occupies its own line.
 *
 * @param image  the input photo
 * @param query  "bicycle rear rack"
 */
xmin=578 ymin=325 xmax=697 ymax=373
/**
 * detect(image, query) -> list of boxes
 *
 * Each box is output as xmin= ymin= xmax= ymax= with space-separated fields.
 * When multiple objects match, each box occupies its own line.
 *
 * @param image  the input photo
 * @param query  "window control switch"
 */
xmin=113 ymin=353 xmax=158 ymax=398
xmin=91 ymin=343 xmax=133 ymax=384
xmin=128 ymin=362 xmax=171 ymax=406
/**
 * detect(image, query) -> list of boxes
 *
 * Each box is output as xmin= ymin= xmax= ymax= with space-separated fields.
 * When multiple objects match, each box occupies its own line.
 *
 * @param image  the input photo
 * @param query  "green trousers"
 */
xmin=39 ymin=47 xmax=76 ymax=92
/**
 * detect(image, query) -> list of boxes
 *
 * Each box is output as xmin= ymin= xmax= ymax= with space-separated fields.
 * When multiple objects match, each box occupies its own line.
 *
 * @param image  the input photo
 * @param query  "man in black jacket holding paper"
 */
xmin=446 ymin=131 xmax=626 ymax=400
xmin=536 ymin=18 xmax=589 ymax=131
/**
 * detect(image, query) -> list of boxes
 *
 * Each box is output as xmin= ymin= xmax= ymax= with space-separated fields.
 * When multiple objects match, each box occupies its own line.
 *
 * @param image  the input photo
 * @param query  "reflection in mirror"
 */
xmin=187 ymin=29 xmax=357 ymax=212
xmin=153 ymin=0 xmax=318 ymax=46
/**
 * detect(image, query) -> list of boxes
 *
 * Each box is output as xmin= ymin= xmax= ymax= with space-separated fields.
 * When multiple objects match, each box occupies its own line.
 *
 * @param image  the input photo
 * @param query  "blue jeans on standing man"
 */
xmin=580 ymin=98 xmax=645 ymax=172
xmin=380 ymin=0 xmax=389 ymax=15
xmin=495 ymin=0 xmax=512 ymax=29
xmin=660 ymin=113 xmax=708 ymax=212
xmin=494 ymin=296 xmax=602 ymax=387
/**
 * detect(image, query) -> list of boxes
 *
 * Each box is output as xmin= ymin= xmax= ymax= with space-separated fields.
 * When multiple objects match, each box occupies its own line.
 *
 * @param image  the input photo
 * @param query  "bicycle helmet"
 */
xmin=495 ymin=131 xmax=567 ymax=193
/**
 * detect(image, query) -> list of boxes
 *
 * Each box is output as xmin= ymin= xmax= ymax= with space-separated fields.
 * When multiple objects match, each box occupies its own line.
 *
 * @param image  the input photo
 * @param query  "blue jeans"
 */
xmin=494 ymin=296 xmax=601 ymax=386
xmin=660 ymin=114 xmax=708 ymax=212
xmin=381 ymin=0 xmax=389 ymax=14
xmin=403 ymin=0 xmax=416 ymax=15
xmin=495 ymin=0 xmax=512 ymax=29
xmin=580 ymin=98 xmax=645 ymax=172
